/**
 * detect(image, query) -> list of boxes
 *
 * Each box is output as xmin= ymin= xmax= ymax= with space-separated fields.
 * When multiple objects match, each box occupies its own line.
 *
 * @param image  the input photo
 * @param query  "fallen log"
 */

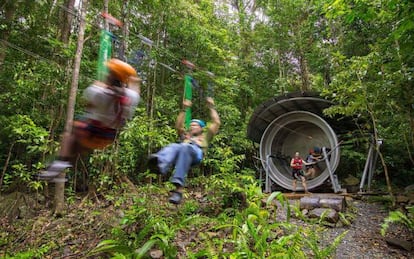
xmin=299 ymin=196 xmax=320 ymax=210
xmin=319 ymin=197 xmax=346 ymax=212
xmin=300 ymin=195 xmax=346 ymax=212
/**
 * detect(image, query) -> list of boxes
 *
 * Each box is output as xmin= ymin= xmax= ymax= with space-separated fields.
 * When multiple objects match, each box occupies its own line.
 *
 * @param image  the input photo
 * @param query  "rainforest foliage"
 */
xmin=1 ymin=0 xmax=412 ymax=192
xmin=0 ymin=0 xmax=413 ymax=192
xmin=1 ymin=0 xmax=413 ymax=257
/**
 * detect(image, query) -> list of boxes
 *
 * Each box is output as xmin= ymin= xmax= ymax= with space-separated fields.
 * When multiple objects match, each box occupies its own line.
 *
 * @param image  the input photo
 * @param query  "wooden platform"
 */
xmin=282 ymin=189 xmax=350 ymax=200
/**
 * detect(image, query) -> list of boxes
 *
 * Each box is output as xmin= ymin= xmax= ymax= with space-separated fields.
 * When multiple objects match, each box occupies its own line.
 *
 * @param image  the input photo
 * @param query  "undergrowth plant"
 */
xmin=338 ymin=211 xmax=353 ymax=226
xmin=89 ymin=182 xmax=206 ymax=259
xmin=304 ymin=227 xmax=348 ymax=259
xmin=381 ymin=206 xmax=414 ymax=236
xmin=0 ymin=114 xmax=54 ymax=192
xmin=2 ymin=243 xmax=55 ymax=259
xmin=89 ymin=171 xmax=348 ymax=258
xmin=199 ymin=193 xmax=304 ymax=258
xmin=90 ymin=211 xmax=201 ymax=258
xmin=290 ymin=200 xmax=309 ymax=222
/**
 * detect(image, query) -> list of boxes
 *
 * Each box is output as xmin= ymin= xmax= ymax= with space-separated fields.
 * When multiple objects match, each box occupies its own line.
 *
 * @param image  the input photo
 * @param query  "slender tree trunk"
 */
xmin=59 ymin=0 xmax=76 ymax=45
xmin=147 ymin=42 xmax=156 ymax=184
xmin=104 ymin=0 xmax=109 ymax=30
xmin=395 ymin=40 xmax=414 ymax=166
xmin=233 ymin=0 xmax=256 ymax=117
xmin=298 ymin=52 xmax=310 ymax=92
xmin=0 ymin=2 xmax=15 ymax=72
xmin=54 ymin=0 xmax=88 ymax=216
xmin=369 ymin=110 xmax=395 ymax=206
xmin=120 ymin=0 xmax=129 ymax=61
xmin=47 ymin=0 xmax=75 ymax=162
xmin=0 ymin=143 xmax=15 ymax=192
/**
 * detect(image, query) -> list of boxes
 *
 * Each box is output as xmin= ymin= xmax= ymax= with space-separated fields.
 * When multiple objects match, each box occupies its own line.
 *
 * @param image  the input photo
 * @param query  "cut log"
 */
xmin=300 ymin=194 xmax=346 ymax=212
xmin=299 ymin=196 xmax=320 ymax=210
xmin=319 ymin=197 xmax=346 ymax=212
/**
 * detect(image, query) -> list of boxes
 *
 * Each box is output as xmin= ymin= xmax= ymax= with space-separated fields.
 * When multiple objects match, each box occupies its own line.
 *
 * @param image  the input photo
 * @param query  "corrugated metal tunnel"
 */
xmin=247 ymin=92 xmax=347 ymax=191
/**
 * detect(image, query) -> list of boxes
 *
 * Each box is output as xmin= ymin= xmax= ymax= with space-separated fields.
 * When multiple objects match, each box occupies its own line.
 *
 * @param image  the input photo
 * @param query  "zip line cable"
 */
xmin=0 ymin=39 xmax=56 ymax=64
xmin=55 ymin=4 xmax=217 ymax=79
xmin=0 ymin=39 xmax=96 ymax=83
xmin=1 ymin=5 xmax=217 ymax=116
xmin=3 ymin=3 xmax=217 ymax=85
xmin=57 ymin=3 xmax=219 ymax=108
xmin=1 ymin=4 xmax=216 ymax=84
xmin=0 ymin=5 xmax=336 ymax=152
xmin=3 ymin=3 xmax=215 ymax=116
xmin=1 ymin=28 xmax=333 ymax=145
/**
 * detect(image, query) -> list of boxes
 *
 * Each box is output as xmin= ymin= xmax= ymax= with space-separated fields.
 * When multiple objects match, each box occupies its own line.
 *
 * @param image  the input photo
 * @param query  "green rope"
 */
xmin=184 ymin=75 xmax=193 ymax=129
xmin=97 ymin=30 xmax=113 ymax=80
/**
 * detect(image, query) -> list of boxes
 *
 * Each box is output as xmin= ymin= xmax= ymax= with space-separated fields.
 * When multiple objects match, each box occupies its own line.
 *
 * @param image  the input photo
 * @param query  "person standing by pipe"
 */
xmin=290 ymin=152 xmax=312 ymax=194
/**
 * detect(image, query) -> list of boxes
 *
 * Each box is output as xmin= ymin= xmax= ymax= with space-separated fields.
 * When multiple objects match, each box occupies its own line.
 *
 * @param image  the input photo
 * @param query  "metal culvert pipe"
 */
xmin=259 ymin=111 xmax=340 ymax=191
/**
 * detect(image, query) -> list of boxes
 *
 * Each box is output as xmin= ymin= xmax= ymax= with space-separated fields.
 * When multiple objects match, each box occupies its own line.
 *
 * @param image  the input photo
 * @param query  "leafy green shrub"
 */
xmin=381 ymin=206 xmax=414 ymax=236
xmin=0 ymin=115 xmax=52 ymax=191
xmin=2 ymin=243 xmax=54 ymax=259
xmin=91 ymin=206 xmax=201 ymax=258
xmin=304 ymin=228 xmax=348 ymax=259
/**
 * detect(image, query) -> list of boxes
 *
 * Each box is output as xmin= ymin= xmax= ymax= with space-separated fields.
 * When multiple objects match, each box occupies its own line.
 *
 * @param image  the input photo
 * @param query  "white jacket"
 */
xmin=82 ymin=83 xmax=140 ymax=129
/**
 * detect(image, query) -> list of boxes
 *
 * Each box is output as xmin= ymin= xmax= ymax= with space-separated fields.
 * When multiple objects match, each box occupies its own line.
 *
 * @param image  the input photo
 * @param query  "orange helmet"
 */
xmin=106 ymin=58 xmax=137 ymax=83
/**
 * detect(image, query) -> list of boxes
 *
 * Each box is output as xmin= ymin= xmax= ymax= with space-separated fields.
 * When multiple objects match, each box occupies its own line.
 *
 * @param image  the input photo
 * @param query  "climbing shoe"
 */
xmin=49 ymin=177 xmax=68 ymax=183
xmin=38 ymin=160 xmax=72 ymax=180
xmin=168 ymin=191 xmax=183 ymax=204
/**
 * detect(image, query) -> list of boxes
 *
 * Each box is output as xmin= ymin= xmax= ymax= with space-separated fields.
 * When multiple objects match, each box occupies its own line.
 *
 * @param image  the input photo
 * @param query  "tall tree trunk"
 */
xmin=0 ymin=1 xmax=16 ymax=72
xmin=54 ymin=0 xmax=88 ymax=216
xmin=368 ymin=110 xmax=394 ymax=206
xmin=120 ymin=0 xmax=129 ymax=61
xmin=395 ymin=40 xmax=414 ymax=166
xmin=50 ymin=0 xmax=75 ymax=154
xmin=59 ymin=0 xmax=76 ymax=45
xmin=104 ymin=0 xmax=109 ymax=30
xmin=0 ymin=143 xmax=15 ymax=192
xmin=299 ymin=52 xmax=310 ymax=92
xmin=147 ymin=42 xmax=155 ymax=172
xmin=233 ymin=0 xmax=256 ymax=117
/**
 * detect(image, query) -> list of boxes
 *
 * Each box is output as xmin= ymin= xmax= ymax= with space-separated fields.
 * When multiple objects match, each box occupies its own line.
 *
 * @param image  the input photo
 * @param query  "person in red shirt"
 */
xmin=290 ymin=152 xmax=311 ymax=193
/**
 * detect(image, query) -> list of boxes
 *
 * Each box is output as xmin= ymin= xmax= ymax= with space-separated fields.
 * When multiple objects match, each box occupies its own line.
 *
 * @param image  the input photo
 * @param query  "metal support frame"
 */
xmin=322 ymin=147 xmax=341 ymax=193
xmin=253 ymin=154 xmax=273 ymax=193
xmin=264 ymin=154 xmax=273 ymax=193
xmin=359 ymin=139 xmax=381 ymax=192
xmin=256 ymin=145 xmax=344 ymax=193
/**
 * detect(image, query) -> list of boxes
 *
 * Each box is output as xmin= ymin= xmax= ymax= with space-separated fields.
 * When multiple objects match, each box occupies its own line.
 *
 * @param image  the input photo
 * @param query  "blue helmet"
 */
xmin=191 ymin=119 xmax=206 ymax=128
xmin=313 ymin=146 xmax=321 ymax=154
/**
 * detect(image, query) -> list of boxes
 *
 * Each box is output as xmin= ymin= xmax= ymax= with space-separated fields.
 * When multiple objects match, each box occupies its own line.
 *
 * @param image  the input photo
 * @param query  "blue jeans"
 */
xmin=156 ymin=143 xmax=203 ymax=187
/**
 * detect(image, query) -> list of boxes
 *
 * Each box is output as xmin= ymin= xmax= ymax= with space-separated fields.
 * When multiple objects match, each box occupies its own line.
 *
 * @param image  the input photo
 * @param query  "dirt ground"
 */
xmin=332 ymin=199 xmax=413 ymax=259
xmin=281 ymin=193 xmax=413 ymax=259
xmin=0 ymin=191 xmax=413 ymax=258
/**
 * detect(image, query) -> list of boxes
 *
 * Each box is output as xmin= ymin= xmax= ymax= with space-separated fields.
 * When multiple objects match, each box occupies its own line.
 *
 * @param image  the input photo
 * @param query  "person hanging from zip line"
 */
xmin=290 ymin=151 xmax=315 ymax=194
xmin=148 ymin=97 xmax=221 ymax=204
xmin=38 ymin=58 xmax=141 ymax=181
